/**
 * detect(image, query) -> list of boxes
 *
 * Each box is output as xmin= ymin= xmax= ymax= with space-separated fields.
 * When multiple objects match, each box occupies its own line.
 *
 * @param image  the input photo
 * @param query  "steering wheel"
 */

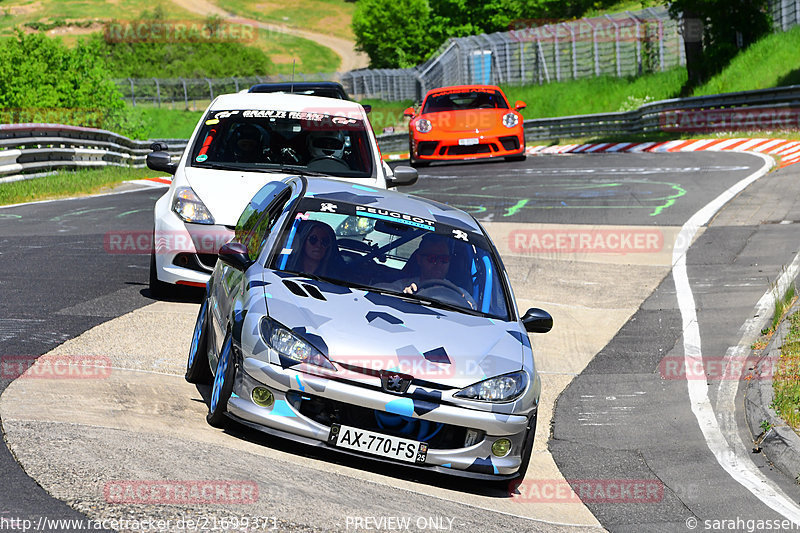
xmin=415 ymin=279 xmax=477 ymax=310
xmin=279 ymin=147 xmax=302 ymax=164
xmin=307 ymin=156 xmax=350 ymax=171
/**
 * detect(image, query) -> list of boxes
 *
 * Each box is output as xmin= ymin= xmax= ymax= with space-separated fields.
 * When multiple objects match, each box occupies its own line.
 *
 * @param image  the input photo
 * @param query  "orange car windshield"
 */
xmin=422 ymin=90 xmax=509 ymax=114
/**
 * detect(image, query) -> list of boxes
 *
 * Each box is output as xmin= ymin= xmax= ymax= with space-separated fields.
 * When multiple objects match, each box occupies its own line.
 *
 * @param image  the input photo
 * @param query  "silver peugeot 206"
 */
xmin=186 ymin=175 xmax=552 ymax=482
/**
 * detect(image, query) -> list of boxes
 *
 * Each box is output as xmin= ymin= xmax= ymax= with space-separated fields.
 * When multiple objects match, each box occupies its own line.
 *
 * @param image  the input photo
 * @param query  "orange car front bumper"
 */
xmin=411 ymin=130 xmax=525 ymax=161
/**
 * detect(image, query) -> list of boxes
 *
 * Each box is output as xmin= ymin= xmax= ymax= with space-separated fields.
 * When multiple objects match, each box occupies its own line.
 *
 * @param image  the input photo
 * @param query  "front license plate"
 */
xmin=329 ymin=424 xmax=427 ymax=464
xmin=458 ymin=137 xmax=480 ymax=146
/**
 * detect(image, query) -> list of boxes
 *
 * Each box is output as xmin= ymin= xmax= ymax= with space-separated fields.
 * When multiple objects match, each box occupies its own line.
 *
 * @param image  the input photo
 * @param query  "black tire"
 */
xmin=505 ymin=153 xmax=527 ymax=162
xmin=207 ymin=334 xmax=236 ymax=428
xmin=185 ymin=297 xmax=212 ymax=384
xmin=149 ymin=235 xmax=174 ymax=299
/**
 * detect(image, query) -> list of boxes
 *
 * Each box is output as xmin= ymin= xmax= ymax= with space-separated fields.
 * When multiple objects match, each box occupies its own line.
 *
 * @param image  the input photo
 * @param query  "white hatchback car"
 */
xmin=146 ymin=92 xmax=417 ymax=296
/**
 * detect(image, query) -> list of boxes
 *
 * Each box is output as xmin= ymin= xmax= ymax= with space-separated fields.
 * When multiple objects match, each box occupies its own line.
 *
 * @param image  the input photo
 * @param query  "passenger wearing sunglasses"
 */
xmin=286 ymin=220 xmax=341 ymax=277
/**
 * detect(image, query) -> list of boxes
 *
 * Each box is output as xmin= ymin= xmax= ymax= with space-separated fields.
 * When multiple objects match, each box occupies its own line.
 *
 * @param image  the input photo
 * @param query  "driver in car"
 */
xmin=386 ymin=234 xmax=476 ymax=310
xmin=306 ymin=131 xmax=347 ymax=163
xmin=232 ymin=124 xmax=265 ymax=163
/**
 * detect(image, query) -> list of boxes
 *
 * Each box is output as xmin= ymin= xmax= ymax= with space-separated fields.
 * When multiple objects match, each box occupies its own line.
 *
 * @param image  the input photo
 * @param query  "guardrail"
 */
xmin=523 ymin=85 xmax=800 ymax=140
xmin=2 ymin=84 xmax=800 ymax=181
xmin=0 ymin=123 xmax=186 ymax=183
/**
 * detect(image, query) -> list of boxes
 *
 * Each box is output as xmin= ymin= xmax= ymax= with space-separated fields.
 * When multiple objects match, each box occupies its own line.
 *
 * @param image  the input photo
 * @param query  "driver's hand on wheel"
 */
xmin=403 ymin=283 xmax=418 ymax=294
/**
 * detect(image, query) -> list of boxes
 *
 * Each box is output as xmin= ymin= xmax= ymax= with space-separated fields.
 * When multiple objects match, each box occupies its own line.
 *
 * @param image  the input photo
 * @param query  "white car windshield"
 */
xmin=189 ymin=109 xmax=374 ymax=178
xmin=270 ymin=198 xmax=511 ymax=320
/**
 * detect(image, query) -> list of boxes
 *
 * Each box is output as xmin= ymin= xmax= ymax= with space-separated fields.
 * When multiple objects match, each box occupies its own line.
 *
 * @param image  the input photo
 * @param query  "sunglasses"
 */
xmin=422 ymin=253 xmax=450 ymax=265
xmin=308 ymin=234 xmax=331 ymax=247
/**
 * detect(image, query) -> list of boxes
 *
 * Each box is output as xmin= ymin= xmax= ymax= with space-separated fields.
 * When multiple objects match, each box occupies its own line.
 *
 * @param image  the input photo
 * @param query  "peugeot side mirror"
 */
xmin=218 ymin=242 xmax=253 ymax=272
xmin=522 ymin=308 xmax=552 ymax=333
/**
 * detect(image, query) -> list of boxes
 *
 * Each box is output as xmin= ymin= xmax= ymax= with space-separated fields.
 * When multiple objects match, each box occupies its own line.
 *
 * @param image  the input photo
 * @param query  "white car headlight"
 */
xmin=172 ymin=186 xmax=215 ymax=224
xmin=415 ymin=119 xmax=432 ymax=133
xmin=454 ymin=371 xmax=528 ymax=402
xmin=260 ymin=318 xmax=335 ymax=370
xmin=502 ymin=113 xmax=519 ymax=128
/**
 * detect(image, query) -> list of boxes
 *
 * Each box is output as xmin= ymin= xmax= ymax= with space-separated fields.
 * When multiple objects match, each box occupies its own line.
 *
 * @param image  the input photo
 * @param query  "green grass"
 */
xmin=501 ymin=68 xmax=687 ymax=120
xmin=133 ymin=106 xmax=203 ymax=139
xmin=359 ymin=98 xmax=414 ymax=134
xmin=0 ymin=166 xmax=157 ymax=206
xmin=0 ymin=1 xmax=197 ymax=35
xmin=0 ymin=0 xmax=342 ymax=74
xmin=582 ymin=0 xmax=662 ymax=18
xmin=218 ymin=0 xmax=357 ymax=40
xmin=694 ymin=25 xmax=800 ymax=96
xmin=256 ymin=30 xmax=341 ymax=74
xmin=773 ymin=309 xmax=800 ymax=429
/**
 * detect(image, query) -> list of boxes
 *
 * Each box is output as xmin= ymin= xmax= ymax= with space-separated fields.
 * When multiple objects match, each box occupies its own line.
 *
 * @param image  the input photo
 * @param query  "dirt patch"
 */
xmin=47 ymin=22 xmax=105 ymax=36
xmin=270 ymin=54 xmax=295 ymax=64
xmin=171 ymin=0 xmax=367 ymax=70
xmin=171 ymin=0 xmax=228 ymax=17
xmin=317 ymin=14 xmax=352 ymax=39
xmin=7 ymin=1 xmax=43 ymax=16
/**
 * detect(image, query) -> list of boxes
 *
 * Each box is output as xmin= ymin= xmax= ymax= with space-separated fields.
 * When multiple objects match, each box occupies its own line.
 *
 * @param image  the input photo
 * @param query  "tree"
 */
xmin=352 ymin=0 xmax=631 ymax=69
xmin=352 ymin=0 xmax=438 ymax=68
xmin=665 ymin=0 xmax=772 ymax=88
xmin=0 ymin=31 xmax=123 ymax=113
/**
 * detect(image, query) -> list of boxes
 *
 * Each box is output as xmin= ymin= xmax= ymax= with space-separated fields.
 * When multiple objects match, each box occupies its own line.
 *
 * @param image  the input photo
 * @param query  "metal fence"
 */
xmin=114 ymin=1 xmax=800 ymax=107
xmin=771 ymin=0 xmax=800 ymax=30
xmin=342 ymin=6 xmax=685 ymax=101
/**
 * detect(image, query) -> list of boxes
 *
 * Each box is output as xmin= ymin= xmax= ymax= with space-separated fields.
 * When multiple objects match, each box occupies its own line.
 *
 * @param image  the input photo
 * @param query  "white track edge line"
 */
xmin=673 ymin=152 xmax=800 ymax=523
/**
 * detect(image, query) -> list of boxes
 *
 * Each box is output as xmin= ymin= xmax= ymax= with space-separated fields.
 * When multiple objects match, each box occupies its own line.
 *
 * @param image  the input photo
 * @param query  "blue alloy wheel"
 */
xmin=185 ymin=299 xmax=212 ymax=384
xmin=207 ymin=335 xmax=235 ymax=428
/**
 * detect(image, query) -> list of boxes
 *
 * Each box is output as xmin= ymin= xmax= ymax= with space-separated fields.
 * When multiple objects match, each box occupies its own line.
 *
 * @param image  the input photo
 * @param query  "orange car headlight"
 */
xmin=415 ymin=119 xmax=432 ymax=133
xmin=502 ymin=113 xmax=519 ymax=128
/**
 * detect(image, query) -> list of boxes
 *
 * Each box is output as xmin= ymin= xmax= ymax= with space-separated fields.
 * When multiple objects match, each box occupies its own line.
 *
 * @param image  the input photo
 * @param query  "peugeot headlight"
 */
xmin=454 ymin=371 xmax=528 ymax=402
xmin=502 ymin=113 xmax=519 ymax=128
xmin=260 ymin=318 xmax=335 ymax=370
xmin=172 ymin=186 xmax=214 ymax=224
xmin=415 ymin=119 xmax=432 ymax=133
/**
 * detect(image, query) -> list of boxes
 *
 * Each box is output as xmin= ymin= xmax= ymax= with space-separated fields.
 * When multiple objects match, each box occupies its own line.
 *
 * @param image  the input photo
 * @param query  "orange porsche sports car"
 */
xmin=404 ymin=85 xmax=526 ymax=166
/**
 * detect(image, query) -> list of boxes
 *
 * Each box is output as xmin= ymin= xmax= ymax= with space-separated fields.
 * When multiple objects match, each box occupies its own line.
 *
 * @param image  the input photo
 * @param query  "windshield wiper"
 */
xmin=276 ymin=166 xmax=328 ymax=177
xmin=349 ymin=283 xmax=482 ymax=315
xmin=194 ymin=162 xmax=289 ymax=173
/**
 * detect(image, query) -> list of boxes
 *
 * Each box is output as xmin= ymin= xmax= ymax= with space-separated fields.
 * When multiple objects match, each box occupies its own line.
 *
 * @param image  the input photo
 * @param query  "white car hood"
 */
xmin=183 ymin=167 xmax=289 ymax=226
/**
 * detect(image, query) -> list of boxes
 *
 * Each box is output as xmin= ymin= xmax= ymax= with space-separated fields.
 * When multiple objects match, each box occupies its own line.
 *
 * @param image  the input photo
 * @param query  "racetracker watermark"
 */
xmin=509 ymin=228 xmax=664 ymax=254
xmin=1 ymin=355 xmax=111 ymax=380
xmin=508 ymin=18 xmax=663 ymax=43
xmin=660 ymin=108 xmax=800 ymax=132
xmin=103 ymin=480 xmax=259 ymax=505
xmin=510 ymin=479 xmax=663 ymax=503
xmin=104 ymin=20 xmax=257 ymax=43
xmin=659 ymin=356 xmax=775 ymax=381
xmin=104 ymin=230 xmax=234 ymax=255
xmin=0 ymin=515 xmax=279 ymax=533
